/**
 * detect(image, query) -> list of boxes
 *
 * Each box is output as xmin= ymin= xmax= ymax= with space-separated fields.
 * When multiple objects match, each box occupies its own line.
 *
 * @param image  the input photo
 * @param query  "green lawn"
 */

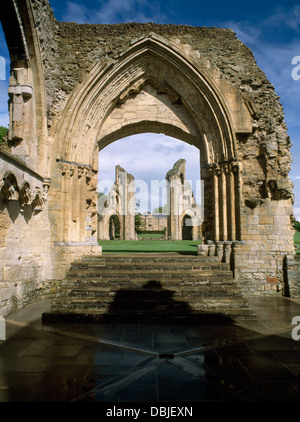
xmin=99 ymin=232 xmax=300 ymax=255
xmin=137 ymin=233 xmax=164 ymax=239
xmin=98 ymin=240 xmax=201 ymax=254
xmin=295 ymin=231 xmax=300 ymax=254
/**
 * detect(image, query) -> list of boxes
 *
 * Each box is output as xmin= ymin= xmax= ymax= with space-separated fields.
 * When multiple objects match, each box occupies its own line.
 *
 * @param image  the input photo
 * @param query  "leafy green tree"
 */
xmin=153 ymin=204 xmax=168 ymax=214
xmin=294 ymin=221 xmax=300 ymax=232
xmin=0 ymin=126 xmax=8 ymax=143
xmin=135 ymin=212 xmax=145 ymax=232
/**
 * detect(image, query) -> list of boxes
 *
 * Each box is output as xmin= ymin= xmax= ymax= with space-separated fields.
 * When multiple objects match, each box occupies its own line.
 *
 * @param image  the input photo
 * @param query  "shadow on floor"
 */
xmin=1 ymin=295 xmax=300 ymax=403
xmin=42 ymin=277 xmax=250 ymax=325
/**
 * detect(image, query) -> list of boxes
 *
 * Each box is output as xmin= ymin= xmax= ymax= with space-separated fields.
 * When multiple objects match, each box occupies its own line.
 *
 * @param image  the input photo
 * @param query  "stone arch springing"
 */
xmin=55 ymin=33 xmax=239 ymax=165
xmin=0 ymin=0 xmax=49 ymax=173
xmin=52 ymin=33 xmax=252 ymax=244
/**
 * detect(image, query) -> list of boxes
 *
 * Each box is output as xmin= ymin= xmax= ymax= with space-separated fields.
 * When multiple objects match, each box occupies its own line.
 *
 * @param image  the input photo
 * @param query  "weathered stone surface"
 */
xmin=98 ymin=165 xmax=136 ymax=240
xmin=43 ymin=254 xmax=254 ymax=320
xmin=0 ymin=0 xmax=297 ymax=318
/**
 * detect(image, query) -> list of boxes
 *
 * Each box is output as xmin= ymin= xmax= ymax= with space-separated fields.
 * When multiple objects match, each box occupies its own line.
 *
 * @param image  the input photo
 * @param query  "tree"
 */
xmin=0 ymin=126 xmax=8 ymax=143
xmin=135 ymin=212 xmax=145 ymax=232
xmin=153 ymin=204 xmax=168 ymax=214
xmin=294 ymin=221 xmax=300 ymax=232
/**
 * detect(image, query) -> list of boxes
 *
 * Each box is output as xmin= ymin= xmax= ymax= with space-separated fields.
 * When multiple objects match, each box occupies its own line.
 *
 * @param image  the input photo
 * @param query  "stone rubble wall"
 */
xmin=0 ymin=151 xmax=53 ymax=316
xmin=28 ymin=15 xmax=296 ymax=296
xmin=45 ymin=21 xmax=292 ymax=191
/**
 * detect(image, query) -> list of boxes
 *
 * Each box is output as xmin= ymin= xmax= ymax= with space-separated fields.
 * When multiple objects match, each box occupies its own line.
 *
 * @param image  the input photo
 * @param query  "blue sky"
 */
xmin=1 ymin=0 xmax=300 ymax=216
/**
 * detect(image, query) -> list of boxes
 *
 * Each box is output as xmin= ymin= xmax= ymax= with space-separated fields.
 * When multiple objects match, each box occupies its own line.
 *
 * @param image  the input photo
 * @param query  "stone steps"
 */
xmin=43 ymin=253 xmax=254 ymax=321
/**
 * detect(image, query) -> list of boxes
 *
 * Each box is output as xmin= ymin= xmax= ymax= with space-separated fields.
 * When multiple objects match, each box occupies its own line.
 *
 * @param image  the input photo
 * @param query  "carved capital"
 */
xmin=0 ymin=174 xmax=19 ymax=201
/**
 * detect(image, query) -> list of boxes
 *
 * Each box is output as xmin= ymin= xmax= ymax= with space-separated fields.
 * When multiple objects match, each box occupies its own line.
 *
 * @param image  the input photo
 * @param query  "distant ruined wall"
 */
xmin=165 ymin=159 xmax=202 ymax=241
xmin=98 ymin=165 xmax=136 ymax=241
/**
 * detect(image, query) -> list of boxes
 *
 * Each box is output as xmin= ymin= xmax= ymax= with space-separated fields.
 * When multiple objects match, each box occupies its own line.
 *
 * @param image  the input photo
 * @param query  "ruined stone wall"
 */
xmin=45 ymin=21 xmax=293 ymax=203
xmin=0 ymin=0 xmax=297 ymax=318
xmin=30 ymin=0 xmax=59 ymax=127
xmin=97 ymin=165 xmax=136 ymax=240
xmin=166 ymin=159 xmax=202 ymax=240
xmin=43 ymin=20 xmax=295 ymax=296
xmin=0 ymin=151 xmax=52 ymax=316
xmin=0 ymin=0 xmax=58 ymax=316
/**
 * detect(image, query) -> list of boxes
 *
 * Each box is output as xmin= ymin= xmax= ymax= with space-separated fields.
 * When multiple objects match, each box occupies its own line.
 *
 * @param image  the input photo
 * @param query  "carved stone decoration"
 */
xmin=31 ymin=188 xmax=44 ymax=213
xmin=8 ymin=71 xmax=33 ymax=142
xmin=116 ymin=78 xmax=181 ymax=106
xmin=0 ymin=0 xmax=298 ymax=319
xmin=0 ymin=169 xmax=50 ymax=211
xmin=268 ymin=178 xmax=294 ymax=200
xmin=0 ymin=173 xmax=20 ymax=202
xmin=19 ymin=182 xmax=33 ymax=206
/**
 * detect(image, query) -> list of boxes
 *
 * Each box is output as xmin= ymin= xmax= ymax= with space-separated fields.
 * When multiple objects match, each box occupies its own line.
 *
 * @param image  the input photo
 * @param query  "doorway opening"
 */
xmin=182 ymin=215 xmax=193 ymax=240
xmin=97 ymin=132 xmax=202 ymax=247
xmin=109 ymin=214 xmax=120 ymax=240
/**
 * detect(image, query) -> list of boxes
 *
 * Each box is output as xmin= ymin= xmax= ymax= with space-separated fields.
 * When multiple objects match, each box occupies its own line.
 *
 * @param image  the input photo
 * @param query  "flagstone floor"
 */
xmin=1 ymin=296 xmax=300 ymax=402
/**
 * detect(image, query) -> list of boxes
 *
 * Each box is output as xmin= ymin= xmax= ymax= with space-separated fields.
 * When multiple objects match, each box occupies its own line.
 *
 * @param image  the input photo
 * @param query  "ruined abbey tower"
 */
xmin=0 ymin=0 xmax=299 ymax=317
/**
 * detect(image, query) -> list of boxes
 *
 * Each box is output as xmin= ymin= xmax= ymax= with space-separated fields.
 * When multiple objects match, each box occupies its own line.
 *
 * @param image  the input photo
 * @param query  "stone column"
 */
xmin=8 ymin=67 xmax=34 ymax=164
xmin=220 ymin=165 xmax=228 ymax=241
xmin=215 ymin=165 xmax=227 ymax=242
xmin=62 ymin=165 xmax=72 ymax=241
xmin=213 ymin=165 xmax=220 ymax=241
xmin=233 ymin=164 xmax=241 ymax=241
xmin=227 ymin=164 xmax=236 ymax=241
xmin=71 ymin=167 xmax=80 ymax=225
xmin=79 ymin=168 xmax=86 ymax=241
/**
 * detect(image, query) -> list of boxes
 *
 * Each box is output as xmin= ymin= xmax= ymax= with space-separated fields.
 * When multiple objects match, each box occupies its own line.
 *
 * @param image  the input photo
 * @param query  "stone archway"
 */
xmin=0 ymin=2 xmax=298 ymax=315
xmin=51 ymin=33 xmax=251 ymax=251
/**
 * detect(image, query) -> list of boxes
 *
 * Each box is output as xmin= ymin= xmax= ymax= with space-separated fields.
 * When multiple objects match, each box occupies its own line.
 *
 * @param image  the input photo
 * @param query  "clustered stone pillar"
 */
xmin=58 ymin=162 xmax=98 ymax=243
xmin=203 ymin=162 xmax=241 ymax=242
xmin=8 ymin=67 xmax=34 ymax=163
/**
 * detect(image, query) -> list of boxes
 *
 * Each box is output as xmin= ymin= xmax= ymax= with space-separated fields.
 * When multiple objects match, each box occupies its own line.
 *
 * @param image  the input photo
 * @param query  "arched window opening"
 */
xmin=97 ymin=133 xmax=202 ymax=241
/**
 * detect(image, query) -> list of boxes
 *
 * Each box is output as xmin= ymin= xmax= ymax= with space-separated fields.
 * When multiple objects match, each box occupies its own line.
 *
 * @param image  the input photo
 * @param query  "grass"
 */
xmin=295 ymin=231 xmax=300 ymax=254
xmin=98 ymin=239 xmax=201 ymax=254
xmin=98 ymin=231 xmax=300 ymax=255
xmin=137 ymin=233 xmax=164 ymax=239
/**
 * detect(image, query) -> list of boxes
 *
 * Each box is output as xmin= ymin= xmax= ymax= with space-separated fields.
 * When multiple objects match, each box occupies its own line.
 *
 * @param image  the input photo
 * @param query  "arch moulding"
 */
xmin=49 ymin=33 xmax=254 ymax=248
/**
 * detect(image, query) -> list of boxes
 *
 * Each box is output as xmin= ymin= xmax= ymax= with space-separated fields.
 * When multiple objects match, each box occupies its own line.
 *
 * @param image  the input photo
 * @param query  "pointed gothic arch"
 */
xmin=52 ymin=33 xmax=253 ymax=244
xmin=0 ymin=1 xmax=297 ymax=316
xmin=54 ymin=33 xmax=246 ymax=167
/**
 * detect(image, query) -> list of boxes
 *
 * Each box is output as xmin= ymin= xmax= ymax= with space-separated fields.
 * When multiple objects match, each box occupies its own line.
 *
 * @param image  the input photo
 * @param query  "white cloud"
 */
xmin=294 ymin=207 xmax=300 ymax=221
xmin=63 ymin=0 xmax=167 ymax=24
xmin=220 ymin=6 xmax=300 ymax=212
xmin=270 ymin=5 xmax=300 ymax=33
xmin=224 ymin=21 xmax=261 ymax=46
xmin=98 ymin=133 xmax=201 ymax=212
xmin=62 ymin=2 xmax=90 ymax=23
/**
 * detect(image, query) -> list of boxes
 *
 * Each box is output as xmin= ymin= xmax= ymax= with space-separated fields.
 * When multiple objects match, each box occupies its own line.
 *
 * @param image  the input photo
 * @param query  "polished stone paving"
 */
xmin=1 ymin=296 xmax=300 ymax=402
